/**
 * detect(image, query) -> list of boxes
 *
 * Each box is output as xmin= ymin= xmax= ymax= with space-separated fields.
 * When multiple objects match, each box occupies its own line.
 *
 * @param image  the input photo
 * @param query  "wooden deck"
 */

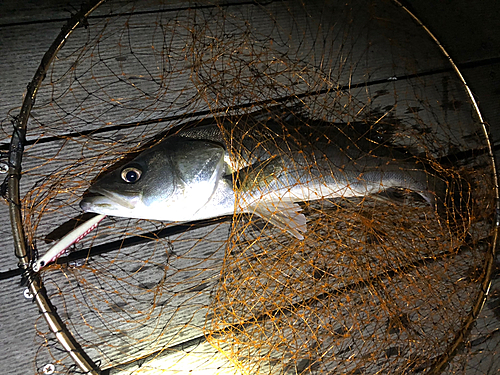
xmin=0 ymin=1 xmax=499 ymax=374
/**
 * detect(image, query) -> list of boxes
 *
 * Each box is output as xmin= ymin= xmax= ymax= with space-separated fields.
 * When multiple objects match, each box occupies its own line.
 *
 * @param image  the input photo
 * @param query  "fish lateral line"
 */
xmin=33 ymin=214 xmax=106 ymax=272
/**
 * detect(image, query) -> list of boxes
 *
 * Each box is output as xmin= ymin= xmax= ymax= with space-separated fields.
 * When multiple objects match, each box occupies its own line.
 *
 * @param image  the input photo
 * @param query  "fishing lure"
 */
xmin=32 ymin=214 xmax=106 ymax=272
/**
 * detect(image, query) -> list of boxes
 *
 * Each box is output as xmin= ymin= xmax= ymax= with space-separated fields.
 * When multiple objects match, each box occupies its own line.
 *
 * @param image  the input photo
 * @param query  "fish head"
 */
xmin=80 ymin=138 xmax=227 ymax=221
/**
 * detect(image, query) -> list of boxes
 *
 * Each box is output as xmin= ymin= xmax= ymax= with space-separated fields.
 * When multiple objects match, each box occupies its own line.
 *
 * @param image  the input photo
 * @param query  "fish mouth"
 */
xmin=80 ymin=188 xmax=139 ymax=211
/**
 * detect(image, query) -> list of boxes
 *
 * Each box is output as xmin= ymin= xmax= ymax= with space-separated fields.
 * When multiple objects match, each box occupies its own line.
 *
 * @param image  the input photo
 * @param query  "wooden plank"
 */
xmin=0 ymin=277 xmax=70 ymax=374
xmin=0 ymin=1 xmax=282 ymax=136
xmin=0 ymin=23 xmax=60 ymax=136
xmin=0 ymin=0 xmax=86 ymax=25
xmin=107 ymin=339 xmax=241 ymax=374
xmin=445 ymin=273 xmax=500 ymax=374
xmin=206 ymin=245 xmax=492 ymax=374
xmin=459 ymin=63 xmax=500 ymax=144
xmin=0 ymin=0 xmax=206 ymax=25
xmin=406 ymin=0 xmax=500 ymax=65
xmin=2 ymin=0 xmax=457 ymax=143
xmin=37 ymin=220 xmax=230 ymax=369
xmin=32 ymin=203 xmax=492 ymax=373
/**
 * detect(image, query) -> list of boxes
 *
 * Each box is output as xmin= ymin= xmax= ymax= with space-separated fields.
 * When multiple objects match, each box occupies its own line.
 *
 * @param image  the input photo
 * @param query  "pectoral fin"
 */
xmin=247 ymin=199 xmax=306 ymax=240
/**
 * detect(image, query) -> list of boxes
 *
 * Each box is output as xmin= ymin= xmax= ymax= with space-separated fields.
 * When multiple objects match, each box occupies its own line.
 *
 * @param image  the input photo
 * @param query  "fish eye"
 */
xmin=121 ymin=167 xmax=142 ymax=183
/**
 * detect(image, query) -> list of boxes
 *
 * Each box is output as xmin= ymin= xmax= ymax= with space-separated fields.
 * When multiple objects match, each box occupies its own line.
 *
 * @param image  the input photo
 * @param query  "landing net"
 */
xmin=2 ymin=1 xmax=498 ymax=374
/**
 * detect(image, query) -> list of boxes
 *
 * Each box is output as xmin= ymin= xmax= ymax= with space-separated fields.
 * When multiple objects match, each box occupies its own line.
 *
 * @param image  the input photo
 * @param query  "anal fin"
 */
xmin=247 ymin=199 xmax=306 ymax=240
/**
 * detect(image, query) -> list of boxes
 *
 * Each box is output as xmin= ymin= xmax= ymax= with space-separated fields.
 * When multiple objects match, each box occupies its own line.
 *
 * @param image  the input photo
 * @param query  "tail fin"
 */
xmin=426 ymin=171 xmax=471 ymax=228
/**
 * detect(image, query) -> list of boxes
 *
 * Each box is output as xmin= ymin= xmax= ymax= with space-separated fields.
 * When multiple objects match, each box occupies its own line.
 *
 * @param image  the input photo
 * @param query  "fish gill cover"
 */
xmin=1 ymin=0 xmax=498 ymax=374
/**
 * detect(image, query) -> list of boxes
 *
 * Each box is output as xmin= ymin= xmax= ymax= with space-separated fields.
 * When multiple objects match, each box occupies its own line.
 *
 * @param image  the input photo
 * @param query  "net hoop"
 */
xmin=7 ymin=1 xmax=106 ymax=374
xmin=6 ymin=1 xmax=499 ymax=374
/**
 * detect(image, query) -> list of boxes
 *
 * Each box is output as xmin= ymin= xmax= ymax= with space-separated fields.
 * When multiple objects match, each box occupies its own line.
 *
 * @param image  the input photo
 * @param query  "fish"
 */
xmin=80 ymin=109 xmax=445 ymax=240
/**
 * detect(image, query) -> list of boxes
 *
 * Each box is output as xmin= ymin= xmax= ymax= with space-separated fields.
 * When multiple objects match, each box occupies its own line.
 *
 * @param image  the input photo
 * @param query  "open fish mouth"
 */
xmin=80 ymin=188 xmax=138 ymax=211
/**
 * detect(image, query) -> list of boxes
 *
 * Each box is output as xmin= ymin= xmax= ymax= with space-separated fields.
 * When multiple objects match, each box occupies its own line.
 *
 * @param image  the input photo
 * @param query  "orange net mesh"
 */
xmin=1 ymin=1 xmax=497 ymax=374
xmin=205 ymin=108 xmax=489 ymax=374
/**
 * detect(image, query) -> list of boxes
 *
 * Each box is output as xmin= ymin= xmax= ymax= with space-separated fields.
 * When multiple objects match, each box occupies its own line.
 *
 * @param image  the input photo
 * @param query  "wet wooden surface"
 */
xmin=0 ymin=1 xmax=499 ymax=374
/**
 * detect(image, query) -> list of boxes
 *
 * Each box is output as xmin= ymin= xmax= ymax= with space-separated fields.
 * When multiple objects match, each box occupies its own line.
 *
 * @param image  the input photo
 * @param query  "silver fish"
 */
xmin=80 ymin=110 xmax=444 ymax=239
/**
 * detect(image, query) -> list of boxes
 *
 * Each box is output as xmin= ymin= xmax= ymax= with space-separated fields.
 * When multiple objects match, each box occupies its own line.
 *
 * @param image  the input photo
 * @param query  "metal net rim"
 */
xmin=6 ymin=1 xmax=499 ymax=374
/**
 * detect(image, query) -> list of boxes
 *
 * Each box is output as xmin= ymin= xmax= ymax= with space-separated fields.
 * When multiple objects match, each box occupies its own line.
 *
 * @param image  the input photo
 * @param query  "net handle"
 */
xmin=7 ymin=1 xmax=107 ymax=373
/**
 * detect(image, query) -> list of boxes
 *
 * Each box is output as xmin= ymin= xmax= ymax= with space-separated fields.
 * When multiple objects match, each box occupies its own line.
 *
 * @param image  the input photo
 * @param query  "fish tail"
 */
xmin=423 ymin=172 xmax=446 ymax=214
xmin=425 ymin=170 xmax=471 ymax=227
